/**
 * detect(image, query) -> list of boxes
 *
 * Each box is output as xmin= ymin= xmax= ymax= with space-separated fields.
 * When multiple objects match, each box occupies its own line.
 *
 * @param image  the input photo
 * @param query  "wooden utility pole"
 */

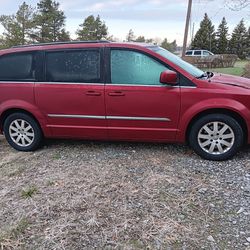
xmin=182 ymin=0 xmax=192 ymax=57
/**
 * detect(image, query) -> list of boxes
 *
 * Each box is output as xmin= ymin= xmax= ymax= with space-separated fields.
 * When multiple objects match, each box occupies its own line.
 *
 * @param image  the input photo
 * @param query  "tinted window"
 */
xmin=111 ymin=50 xmax=168 ymax=85
xmin=185 ymin=51 xmax=193 ymax=55
xmin=46 ymin=50 xmax=100 ymax=83
xmin=194 ymin=51 xmax=201 ymax=56
xmin=0 ymin=53 xmax=34 ymax=81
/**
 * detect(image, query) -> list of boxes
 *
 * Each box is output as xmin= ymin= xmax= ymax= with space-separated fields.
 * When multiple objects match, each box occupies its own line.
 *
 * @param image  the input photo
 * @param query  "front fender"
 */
xmin=176 ymin=98 xmax=250 ymax=143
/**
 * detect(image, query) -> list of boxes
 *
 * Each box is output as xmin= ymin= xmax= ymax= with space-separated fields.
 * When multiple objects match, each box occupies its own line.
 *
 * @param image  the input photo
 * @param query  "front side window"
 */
xmin=111 ymin=50 xmax=168 ymax=85
xmin=46 ymin=50 xmax=100 ymax=83
xmin=0 ymin=53 xmax=34 ymax=81
xmin=203 ymin=51 xmax=211 ymax=56
xmin=149 ymin=46 xmax=204 ymax=78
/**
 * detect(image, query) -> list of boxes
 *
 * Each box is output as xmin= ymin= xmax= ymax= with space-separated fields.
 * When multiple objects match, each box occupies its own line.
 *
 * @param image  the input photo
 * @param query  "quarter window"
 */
xmin=111 ymin=50 xmax=168 ymax=85
xmin=46 ymin=50 xmax=101 ymax=83
xmin=0 ymin=53 xmax=34 ymax=81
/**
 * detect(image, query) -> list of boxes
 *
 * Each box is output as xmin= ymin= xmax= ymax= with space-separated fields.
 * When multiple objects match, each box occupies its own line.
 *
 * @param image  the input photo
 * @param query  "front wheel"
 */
xmin=3 ymin=112 xmax=42 ymax=151
xmin=189 ymin=114 xmax=244 ymax=161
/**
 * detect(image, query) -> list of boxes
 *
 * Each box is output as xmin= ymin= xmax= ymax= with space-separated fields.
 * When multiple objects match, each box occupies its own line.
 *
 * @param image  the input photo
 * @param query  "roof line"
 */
xmin=12 ymin=40 xmax=110 ymax=48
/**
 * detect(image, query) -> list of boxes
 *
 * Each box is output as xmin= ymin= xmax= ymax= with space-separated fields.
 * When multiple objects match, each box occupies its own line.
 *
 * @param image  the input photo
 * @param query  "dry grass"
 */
xmin=0 ymin=136 xmax=249 ymax=249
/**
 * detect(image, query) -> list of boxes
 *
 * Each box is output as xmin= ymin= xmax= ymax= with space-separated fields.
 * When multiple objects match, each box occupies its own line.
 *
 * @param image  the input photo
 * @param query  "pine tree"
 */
xmin=76 ymin=15 xmax=108 ymax=41
xmin=229 ymin=19 xmax=247 ymax=59
xmin=16 ymin=2 xmax=35 ymax=44
xmin=126 ymin=29 xmax=135 ymax=42
xmin=135 ymin=36 xmax=146 ymax=42
xmin=161 ymin=38 xmax=177 ymax=52
xmin=34 ymin=0 xmax=70 ymax=42
xmin=215 ymin=17 xmax=229 ymax=54
xmin=146 ymin=38 xmax=154 ymax=43
xmin=245 ymin=26 xmax=250 ymax=56
xmin=191 ymin=13 xmax=216 ymax=52
xmin=0 ymin=35 xmax=5 ymax=49
xmin=0 ymin=2 xmax=35 ymax=47
xmin=0 ymin=15 xmax=21 ymax=47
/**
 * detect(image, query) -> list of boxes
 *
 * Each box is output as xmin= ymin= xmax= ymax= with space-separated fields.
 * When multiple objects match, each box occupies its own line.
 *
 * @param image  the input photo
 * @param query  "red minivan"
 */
xmin=0 ymin=41 xmax=250 ymax=160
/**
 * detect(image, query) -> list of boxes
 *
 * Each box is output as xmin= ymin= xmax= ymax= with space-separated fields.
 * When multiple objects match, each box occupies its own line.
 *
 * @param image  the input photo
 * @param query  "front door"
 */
xmin=35 ymin=48 xmax=107 ymax=139
xmin=105 ymin=49 xmax=180 ymax=142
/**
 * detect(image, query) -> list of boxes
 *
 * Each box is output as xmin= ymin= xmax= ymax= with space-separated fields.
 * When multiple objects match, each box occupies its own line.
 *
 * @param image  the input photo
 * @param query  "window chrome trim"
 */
xmin=0 ymin=81 xmax=35 ymax=84
xmin=0 ymin=81 xmax=196 ymax=88
xmin=48 ymin=114 xmax=105 ymax=119
xmin=109 ymin=84 xmax=196 ymax=88
xmin=106 ymin=116 xmax=170 ymax=121
xmin=36 ymin=82 xmax=104 ymax=85
xmin=48 ymin=114 xmax=171 ymax=121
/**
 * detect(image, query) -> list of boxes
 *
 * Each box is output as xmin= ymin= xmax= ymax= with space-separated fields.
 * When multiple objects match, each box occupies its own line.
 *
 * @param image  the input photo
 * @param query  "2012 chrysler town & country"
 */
xmin=0 ymin=41 xmax=250 ymax=160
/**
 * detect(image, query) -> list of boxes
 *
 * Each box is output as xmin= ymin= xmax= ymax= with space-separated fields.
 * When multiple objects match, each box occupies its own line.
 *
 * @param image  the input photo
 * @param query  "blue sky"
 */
xmin=0 ymin=0 xmax=249 ymax=45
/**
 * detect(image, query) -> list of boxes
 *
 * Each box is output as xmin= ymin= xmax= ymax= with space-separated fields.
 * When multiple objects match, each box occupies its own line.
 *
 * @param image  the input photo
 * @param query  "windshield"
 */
xmin=148 ymin=46 xmax=204 ymax=78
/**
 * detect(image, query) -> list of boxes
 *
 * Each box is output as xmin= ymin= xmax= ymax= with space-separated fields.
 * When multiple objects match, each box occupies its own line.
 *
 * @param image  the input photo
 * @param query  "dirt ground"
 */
xmin=0 ymin=135 xmax=250 ymax=249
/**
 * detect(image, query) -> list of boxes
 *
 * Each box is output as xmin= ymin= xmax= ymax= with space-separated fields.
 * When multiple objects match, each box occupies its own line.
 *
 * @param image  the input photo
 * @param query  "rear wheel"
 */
xmin=189 ymin=114 xmax=244 ymax=160
xmin=3 ymin=113 xmax=42 ymax=151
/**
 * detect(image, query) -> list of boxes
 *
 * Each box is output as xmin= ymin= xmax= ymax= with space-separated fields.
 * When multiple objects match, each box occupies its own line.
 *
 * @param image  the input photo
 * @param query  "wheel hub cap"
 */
xmin=9 ymin=119 xmax=35 ymax=147
xmin=198 ymin=121 xmax=235 ymax=155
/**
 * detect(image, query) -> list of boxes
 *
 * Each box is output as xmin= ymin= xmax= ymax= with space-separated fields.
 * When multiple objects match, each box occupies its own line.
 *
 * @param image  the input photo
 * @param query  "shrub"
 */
xmin=243 ymin=62 xmax=250 ymax=78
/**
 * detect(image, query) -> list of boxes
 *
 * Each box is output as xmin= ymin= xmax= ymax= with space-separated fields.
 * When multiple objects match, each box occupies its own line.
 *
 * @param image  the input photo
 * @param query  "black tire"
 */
xmin=189 ymin=114 xmax=244 ymax=161
xmin=3 ymin=112 xmax=42 ymax=151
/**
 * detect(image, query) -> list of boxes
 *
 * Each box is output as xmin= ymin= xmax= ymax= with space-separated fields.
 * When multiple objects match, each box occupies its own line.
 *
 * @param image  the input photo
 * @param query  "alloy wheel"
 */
xmin=198 ymin=121 xmax=235 ymax=155
xmin=9 ymin=119 xmax=35 ymax=147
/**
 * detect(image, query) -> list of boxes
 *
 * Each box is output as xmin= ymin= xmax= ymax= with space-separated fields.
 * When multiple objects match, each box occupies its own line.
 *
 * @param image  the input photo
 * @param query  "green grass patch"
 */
xmin=205 ymin=60 xmax=249 ymax=77
xmin=21 ymin=186 xmax=38 ymax=198
xmin=212 ymin=67 xmax=244 ymax=76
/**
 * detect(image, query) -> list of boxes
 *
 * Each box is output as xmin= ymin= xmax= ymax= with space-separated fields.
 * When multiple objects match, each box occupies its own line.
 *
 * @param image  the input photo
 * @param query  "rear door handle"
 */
xmin=108 ymin=91 xmax=125 ymax=96
xmin=86 ymin=91 xmax=102 ymax=96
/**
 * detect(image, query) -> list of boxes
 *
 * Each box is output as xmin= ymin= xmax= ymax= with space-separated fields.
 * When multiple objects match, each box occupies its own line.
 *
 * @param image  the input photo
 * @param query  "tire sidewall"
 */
xmin=189 ymin=114 xmax=243 ymax=161
xmin=3 ymin=113 xmax=42 ymax=151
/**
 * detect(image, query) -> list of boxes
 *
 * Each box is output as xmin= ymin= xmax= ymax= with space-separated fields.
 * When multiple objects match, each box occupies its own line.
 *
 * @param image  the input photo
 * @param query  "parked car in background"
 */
xmin=0 ymin=41 xmax=250 ymax=161
xmin=185 ymin=50 xmax=214 ymax=57
xmin=183 ymin=50 xmax=237 ymax=69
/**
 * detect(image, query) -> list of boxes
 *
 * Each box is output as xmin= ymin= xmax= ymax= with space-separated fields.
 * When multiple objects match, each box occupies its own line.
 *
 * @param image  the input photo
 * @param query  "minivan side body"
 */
xmin=0 ymin=41 xmax=250 ymax=160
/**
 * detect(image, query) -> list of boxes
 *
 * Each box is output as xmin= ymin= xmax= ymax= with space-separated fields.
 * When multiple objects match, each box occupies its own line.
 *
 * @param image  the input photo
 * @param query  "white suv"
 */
xmin=185 ymin=50 xmax=214 ymax=57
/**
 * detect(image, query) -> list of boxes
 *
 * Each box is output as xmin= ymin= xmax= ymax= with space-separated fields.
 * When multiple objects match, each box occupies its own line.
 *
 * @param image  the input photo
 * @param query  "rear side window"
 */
xmin=46 ymin=50 xmax=101 ymax=83
xmin=194 ymin=51 xmax=201 ymax=56
xmin=0 ymin=53 xmax=34 ymax=81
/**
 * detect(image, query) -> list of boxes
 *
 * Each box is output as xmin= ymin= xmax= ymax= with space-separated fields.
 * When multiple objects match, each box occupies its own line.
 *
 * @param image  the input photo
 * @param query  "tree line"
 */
xmin=0 ymin=0 xmax=249 ymax=58
xmin=191 ymin=13 xmax=250 ymax=59
xmin=0 ymin=0 xmax=108 ymax=48
xmin=0 ymin=0 xmax=177 ymax=52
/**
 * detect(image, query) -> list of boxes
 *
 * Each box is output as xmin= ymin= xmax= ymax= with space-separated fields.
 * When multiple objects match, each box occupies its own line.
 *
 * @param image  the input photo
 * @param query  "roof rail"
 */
xmin=12 ymin=40 xmax=110 ymax=48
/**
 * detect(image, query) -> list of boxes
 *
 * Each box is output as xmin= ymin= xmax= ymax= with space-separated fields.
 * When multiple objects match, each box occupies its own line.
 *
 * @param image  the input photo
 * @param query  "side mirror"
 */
xmin=160 ymin=70 xmax=178 ymax=85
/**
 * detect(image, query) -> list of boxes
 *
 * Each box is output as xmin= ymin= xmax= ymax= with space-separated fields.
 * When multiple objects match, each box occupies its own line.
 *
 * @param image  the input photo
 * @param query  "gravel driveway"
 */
xmin=0 ymin=135 xmax=250 ymax=249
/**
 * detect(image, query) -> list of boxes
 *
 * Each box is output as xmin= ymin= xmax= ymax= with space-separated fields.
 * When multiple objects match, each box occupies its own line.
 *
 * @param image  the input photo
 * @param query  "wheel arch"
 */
xmin=185 ymin=108 xmax=248 ymax=144
xmin=0 ymin=108 xmax=41 ymax=132
xmin=0 ymin=107 xmax=52 ymax=137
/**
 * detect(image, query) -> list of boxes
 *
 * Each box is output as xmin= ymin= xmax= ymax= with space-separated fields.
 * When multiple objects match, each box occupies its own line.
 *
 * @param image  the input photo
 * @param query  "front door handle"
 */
xmin=86 ymin=91 xmax=102 ymax=96
xmin=108 ymin=91 xmax=125 ymax=96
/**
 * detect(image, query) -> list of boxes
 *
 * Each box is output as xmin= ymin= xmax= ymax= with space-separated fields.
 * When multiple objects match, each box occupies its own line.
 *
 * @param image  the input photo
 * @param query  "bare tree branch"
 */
xmin=225 ymin=0 xmax=250 ymax=11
